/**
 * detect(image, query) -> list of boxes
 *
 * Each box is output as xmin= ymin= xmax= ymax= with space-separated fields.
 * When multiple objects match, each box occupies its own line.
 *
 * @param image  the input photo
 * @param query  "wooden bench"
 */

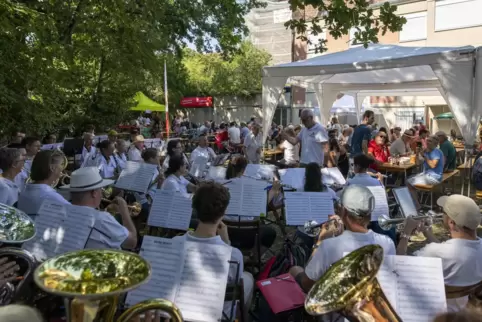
xmin=414 ymin=170 xmax=460 ymax=208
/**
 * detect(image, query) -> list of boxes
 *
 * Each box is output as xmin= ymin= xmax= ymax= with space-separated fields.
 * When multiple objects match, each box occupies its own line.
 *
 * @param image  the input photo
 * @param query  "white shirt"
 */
xmin=161 ymin=174 xmax=190 ymax=197
xmin=305 ymin=230 xmax=395 ymax=281
xmin=389 ymin=138 xmax=410 ymax=156
xmin=0 ymin=177 xmax=19 ymax=206
xmin=81 ymin=146 xmax=96 ymax=164
xmin=297 ymin=123 xmax=329 ymax=165
xmin=347 ymin=173 xmax=382 ymax=187
xmin=228 ymin=126 xmax=241 ymax=144
xmin=92 ymin=154 xmax=117 ymax=179
xmin=128 ymin=146 xmax=143 ymax=162
xmin=14 ymin=168 xmax=29 ymax=193
xmin=243 ymin=132 xmax=263 ymax=164
xmin=84 ymin=208 xmax=129 ymax=249
xmin=173 ymin=232 xmax=244 ymax=317
xmin=190 ymin=146 xmax=216 ymax=163
xmin=17 ymin=183 xmax=70 ymax=215
xmin=114 ymin=153 xmax=127 ymax=170
xmin=414 ymin=238 xmax=482 ymax=312
xmin=280 ymin=140 xmax=300 ymax=164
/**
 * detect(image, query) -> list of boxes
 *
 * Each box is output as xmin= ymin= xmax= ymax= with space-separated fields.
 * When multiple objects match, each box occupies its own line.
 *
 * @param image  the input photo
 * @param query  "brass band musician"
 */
xmin=0 ymin=148 xmax=25 ymax=206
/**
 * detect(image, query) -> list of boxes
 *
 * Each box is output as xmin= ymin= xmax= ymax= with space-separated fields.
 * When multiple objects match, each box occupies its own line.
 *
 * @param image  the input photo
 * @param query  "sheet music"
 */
xmin=125 ymin=237 xmax=183 ymax=305
xmin=114 ymin=161 xmax=157 ymax=193
xmin=190 ymin=156 xmax=209 ymax=178
xmin=148 ymin=190 xmax=192 ymax=230
xmin=125 ymin=237 xmax=232 ymax=322
xmin=176 ymin=241 xmax=231 ymax=322
xmin=278 ymin=168 xmax=305 ymax=190
xmin=41 ymin=143 xmax=64 ymax=150
xmin=321 ymin=167 xmax=346 ymax=185
xmin=366 ymin=186 xmax=389 ymax=221
xmin=144 ymin=138 xmax=161 ymax=148
xmin=244 ymin=164 xmax=276 ymax=180
xmin=284 ymin=192 xmax=334 ymax=225
xmin=377 ymin=255 xmax=447 ymax=321
xmin=205 ymin=166 xmax=227 ymax=181
xmin=225 ymin=178 xmax=267 ymax=217
xmin=22 ymin=201 xmax=95 ymax=261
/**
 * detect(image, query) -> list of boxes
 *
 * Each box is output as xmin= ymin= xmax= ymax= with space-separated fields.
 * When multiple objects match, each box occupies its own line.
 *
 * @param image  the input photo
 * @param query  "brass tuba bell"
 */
xmin=33 ymin=249 xmax=183 ymax=322
xmin=305 ymin=244 xmax=401 ymax=322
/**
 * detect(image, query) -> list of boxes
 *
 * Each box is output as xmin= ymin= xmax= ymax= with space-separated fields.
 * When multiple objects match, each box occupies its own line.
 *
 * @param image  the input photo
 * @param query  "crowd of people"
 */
xmin=0 ymin=108 xmax=480 ymax=322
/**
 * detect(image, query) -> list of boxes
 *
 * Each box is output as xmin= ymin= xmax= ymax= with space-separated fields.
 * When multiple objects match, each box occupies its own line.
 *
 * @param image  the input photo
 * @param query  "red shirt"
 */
xmin=368 ymin=139 xmax=390 ymax=170
xmin=215 ymin=130 xmax=229 ymax=150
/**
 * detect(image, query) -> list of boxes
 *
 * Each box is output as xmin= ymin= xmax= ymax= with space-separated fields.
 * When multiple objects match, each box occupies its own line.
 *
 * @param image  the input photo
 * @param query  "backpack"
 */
xmin=258 ymin=239 xmax=309 ymax=281
xmin=472 ymin=152 xmax=482 ymax=190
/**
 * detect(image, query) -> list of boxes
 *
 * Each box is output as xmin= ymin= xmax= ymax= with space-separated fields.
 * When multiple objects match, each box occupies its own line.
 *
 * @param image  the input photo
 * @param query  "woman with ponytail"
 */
xmin=161 ymin=153 xmax=196 ymax=197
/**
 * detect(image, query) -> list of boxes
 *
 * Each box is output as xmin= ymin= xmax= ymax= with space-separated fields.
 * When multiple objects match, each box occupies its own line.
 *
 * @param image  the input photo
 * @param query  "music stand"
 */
xmin=392 ymin=187 xmax=418 ymax=218
xmin=213 ymin=154 xmax=230 ymax=167
xmin=62 ymin=138 xmax=84 ymax=157
xmin=222 ymin=260 xmax=240 ymax=322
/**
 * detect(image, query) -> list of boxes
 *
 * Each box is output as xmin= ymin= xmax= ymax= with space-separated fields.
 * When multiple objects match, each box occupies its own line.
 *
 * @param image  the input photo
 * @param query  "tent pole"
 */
xmin=164 ymin=59 xmax=170 ymax=138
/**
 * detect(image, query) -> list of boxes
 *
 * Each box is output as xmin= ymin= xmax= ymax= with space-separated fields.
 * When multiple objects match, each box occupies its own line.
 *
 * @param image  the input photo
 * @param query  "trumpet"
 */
xmin=33 ymin=249 xmax=184 ymax=322
xmin=378 ymin=210 xmax=443 ymax=231
xmin=103 ymin=199 xmax=142 ymax=217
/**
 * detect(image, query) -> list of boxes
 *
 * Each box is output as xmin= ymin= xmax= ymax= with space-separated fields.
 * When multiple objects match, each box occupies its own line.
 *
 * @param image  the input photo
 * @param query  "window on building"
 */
xmin=399 ymin=12 xmax=427 ymax=42
xmin=307 ymin=29 xmax=327 ymax=59
xmin=435 ymin=0 xmax=482 ymax=31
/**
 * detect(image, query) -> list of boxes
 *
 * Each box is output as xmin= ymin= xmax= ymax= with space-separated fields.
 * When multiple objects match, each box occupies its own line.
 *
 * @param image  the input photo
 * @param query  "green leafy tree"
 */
xmin=285 ymin=0 xmax=407 ymax=53
xmin=182 ymin=41 xmax=272 ymax=97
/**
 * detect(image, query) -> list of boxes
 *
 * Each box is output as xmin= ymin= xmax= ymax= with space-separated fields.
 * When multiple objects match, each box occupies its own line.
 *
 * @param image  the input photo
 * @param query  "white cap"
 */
xmin=437 ymin=195 xmax=481 ymax=230
xmin=340 ymin=185 xmax=375 ymax=218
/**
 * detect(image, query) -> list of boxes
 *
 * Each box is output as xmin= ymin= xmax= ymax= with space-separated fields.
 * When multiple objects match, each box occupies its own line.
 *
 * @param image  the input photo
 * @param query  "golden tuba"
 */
xmin=305 ymin=244 xmax=401 ymax=322
xmin=33 ymin=249 xmax=183 ymax=322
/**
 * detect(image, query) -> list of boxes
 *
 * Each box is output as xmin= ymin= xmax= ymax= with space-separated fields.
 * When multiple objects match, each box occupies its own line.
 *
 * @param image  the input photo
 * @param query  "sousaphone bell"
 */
xmin=33 ymin=249 xmax=184 ymax=322
xmin=305 ymin=244 xmax=401 ymax=322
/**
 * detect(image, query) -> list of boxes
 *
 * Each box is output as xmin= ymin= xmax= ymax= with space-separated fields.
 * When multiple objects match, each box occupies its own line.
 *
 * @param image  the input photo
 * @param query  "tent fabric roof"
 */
xmin=261 ymin=44 xmax=482 ymax=145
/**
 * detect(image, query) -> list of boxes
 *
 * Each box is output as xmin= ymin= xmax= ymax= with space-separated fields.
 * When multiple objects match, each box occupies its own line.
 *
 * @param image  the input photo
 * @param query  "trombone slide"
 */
xmin=378 ymin=211 xmax=443 ymax=231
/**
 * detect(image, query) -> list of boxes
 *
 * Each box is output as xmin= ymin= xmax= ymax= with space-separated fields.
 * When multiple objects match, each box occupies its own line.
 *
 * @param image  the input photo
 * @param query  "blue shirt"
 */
xmin=350 ymin=125 xmax=372 ymax=155
xmin=423 ymin=148 xmax=444 ymax=181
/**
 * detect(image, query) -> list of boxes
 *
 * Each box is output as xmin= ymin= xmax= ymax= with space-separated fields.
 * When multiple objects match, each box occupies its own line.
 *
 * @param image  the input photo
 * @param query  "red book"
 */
xmin=256 ymin=273 xmax=306 ymax=314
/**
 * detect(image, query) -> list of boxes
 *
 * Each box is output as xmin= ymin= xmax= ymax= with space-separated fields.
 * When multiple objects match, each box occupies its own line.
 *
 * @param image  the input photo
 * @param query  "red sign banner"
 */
xmin=180 ymin=96 xmax=213 ymax=108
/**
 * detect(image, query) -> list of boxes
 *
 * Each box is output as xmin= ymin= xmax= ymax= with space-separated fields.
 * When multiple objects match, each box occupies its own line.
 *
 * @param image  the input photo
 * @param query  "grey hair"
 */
xmin=0 ymin=305 xmax=43 ymax=322
xmin=116 ymin=139 xmax=128 ymax=149
xmin=83 ymin=132 xmax=94 ymax=139
xmin=0 ymin=148 xmax=21 ymax=172
xmin=300 ymin=109 xmax=314 ymax=118
xmin=427 ymin=135 xmax=439 ymax=143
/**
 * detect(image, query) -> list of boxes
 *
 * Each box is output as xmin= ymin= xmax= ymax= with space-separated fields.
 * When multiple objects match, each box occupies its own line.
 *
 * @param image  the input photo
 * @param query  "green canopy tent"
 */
xmin=130 ymin=92 xmax=165 ymax=112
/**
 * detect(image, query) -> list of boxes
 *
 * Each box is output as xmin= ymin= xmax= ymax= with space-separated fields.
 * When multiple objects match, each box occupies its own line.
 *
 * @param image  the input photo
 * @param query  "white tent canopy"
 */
xmin=262 ymin=44 xmax=482 ymax=145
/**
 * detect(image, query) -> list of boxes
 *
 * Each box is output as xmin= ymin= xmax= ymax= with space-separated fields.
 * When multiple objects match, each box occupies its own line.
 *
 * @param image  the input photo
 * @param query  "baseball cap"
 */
xmin=108 ymin=130 xmax=118 ymax=136
xmin=340 ymin=185 xmax=376 ymax=217
xmin=436 ymin=195 xmax=481 ymax=230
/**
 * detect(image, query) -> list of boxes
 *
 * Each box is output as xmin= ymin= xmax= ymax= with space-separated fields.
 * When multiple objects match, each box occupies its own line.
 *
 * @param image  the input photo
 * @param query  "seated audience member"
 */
xmin=407 ymin=135 xmax=444 ymax=208
xmin=174 ymin=182 xmax=254 ymax=319
xmin=436 ymin=131 xmax=457 ymax=172
xmin=390 ymin=126 xmax=401 ymax=142
xmin=368 ymin=131 xmax=390 ymax=171
xmin=398 ymin=195 xmax=482 ymax=312
xmin=389 ymin=129 xmax=414 ymax=156
xmin=17 ymin=150 xmax=70 ymax=215
xmin=190 ymin=134 xmax=216 ymax=163
xmin=412 ymin=128 xmax=429 ymax=150
xmin=450 ymin=129 xmax=458 ymax=142
xmin=289 ymin=185 xmax=395 ymax=295
xmin=161 ymin=154 xmax=196 ymax=197
xmin=64 ymin=167 xmax=137 ymax=250
xmin=0 ymin=148 xmax=25 ymax=206
xmin=277 ymin=127 xmax=300 ymax=168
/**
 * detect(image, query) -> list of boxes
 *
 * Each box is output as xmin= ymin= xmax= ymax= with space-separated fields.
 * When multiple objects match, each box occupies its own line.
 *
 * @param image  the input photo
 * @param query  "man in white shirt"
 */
xmin=243 ymin=123 xmax=263 ymax=164
xmin=128 ymin=135 xmax=144 ymax=162
xmin=62 ymin=167 xmax=137 ymax=250
xmin=389 ymin=129 xmax=414 ymax=156
xmin=80 ymin=132 xmax=96 ymax=167
xmin=173 ymin=181 xmax=253 ymax=319
xmin=228 ymin=122 xmax=241 ymax=145
xmin=281 ymin=109 xmax=328 ymax=166
xmin=290 ymin=184 xmax=395 ymax=293
xmin=0 ymin=148 xmax=25 ymax=206
xmin=398 ymin=194 xmax=482 ymax=312
xmin=190 ymin=135 xmax=216 ymax=163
